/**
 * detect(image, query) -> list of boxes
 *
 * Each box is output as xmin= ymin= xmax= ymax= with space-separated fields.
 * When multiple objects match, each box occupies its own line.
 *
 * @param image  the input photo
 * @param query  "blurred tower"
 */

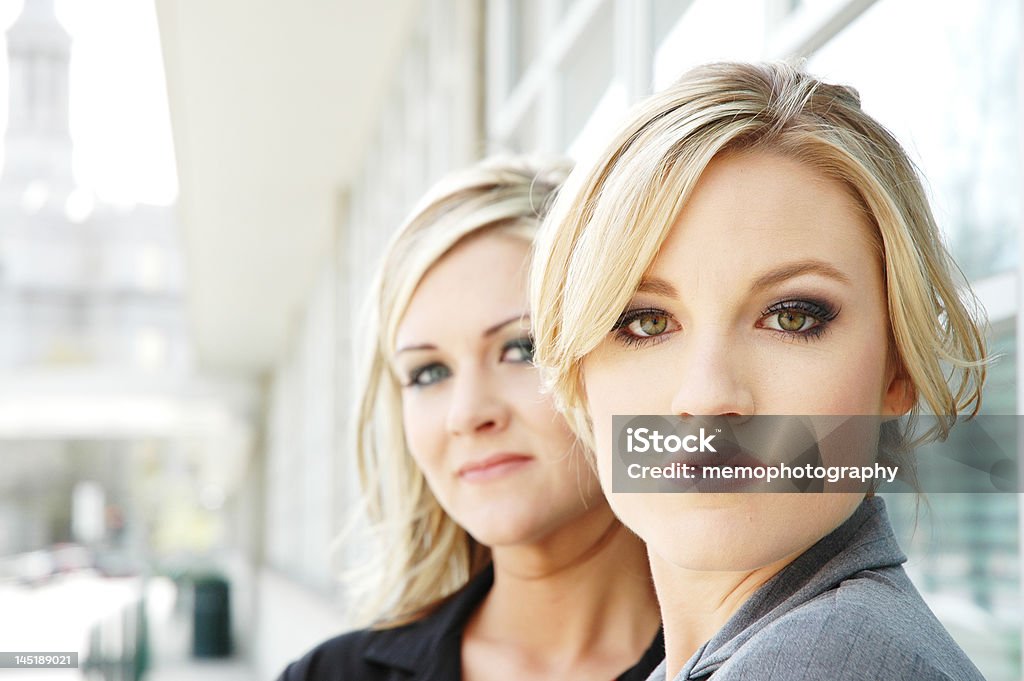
xmin=0 ymin=0 xmax=187 ymax=372
xmin=2 ymin=0 xmax=74 ymax=191
xmin=0 ymin=0 xmax=190 ymax=555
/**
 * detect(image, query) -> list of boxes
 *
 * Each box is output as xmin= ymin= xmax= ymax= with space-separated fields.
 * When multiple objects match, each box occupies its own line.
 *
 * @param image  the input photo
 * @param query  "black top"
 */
xmin=278 ymin=565 xmax=665 ymax=681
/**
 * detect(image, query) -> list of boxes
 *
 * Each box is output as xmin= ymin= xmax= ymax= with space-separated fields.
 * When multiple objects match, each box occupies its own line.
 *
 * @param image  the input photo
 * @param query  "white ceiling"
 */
xmin=155 ymin=0 xmax=421 ymax=374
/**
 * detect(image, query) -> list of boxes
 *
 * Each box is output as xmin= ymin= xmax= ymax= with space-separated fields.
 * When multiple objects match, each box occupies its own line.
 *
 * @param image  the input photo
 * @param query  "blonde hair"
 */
xmin=348 ymin=155 xmax=570 ymax=627
xmin=531 ymin=61 xmax=986 ymax=453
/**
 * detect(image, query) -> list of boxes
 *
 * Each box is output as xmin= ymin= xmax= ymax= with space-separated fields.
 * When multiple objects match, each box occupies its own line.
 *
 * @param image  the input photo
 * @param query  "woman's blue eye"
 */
xmin=501 ymin=337 xmax=535 ymax=363
xmin=407 ymin=363 xmax=451 ymax=387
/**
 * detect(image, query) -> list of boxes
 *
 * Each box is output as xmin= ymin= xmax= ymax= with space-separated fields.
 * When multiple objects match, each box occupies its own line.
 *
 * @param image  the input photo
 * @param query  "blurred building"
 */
xmin=0 ymin=0 xmax=188 ymax=380
xmin=0 ymin=0 xmax=255 ymax=585
xmin=155 ymin=1 xmax=1022 ymax=679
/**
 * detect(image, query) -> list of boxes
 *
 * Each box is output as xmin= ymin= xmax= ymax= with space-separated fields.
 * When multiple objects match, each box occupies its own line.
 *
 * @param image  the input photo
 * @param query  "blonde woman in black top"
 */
xmin=279 ymin=156 xmax=662 ymax=680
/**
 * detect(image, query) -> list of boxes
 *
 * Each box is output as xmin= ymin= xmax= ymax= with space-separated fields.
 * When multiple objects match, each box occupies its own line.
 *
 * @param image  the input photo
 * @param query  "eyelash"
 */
xmin=404 ymin=362 xmax=450 ymax=388
xmin=759 ymin=299 xmax=839 ymax=341
xmin=610 ymin=299 xmax=840 ymax=347
xmin=611 ymin=307 xmax=676 ymax=348
xmin=501 ymin=336 xmax=536 ymax=364
xmin=402 ymin=337 xmax=535 ymax=388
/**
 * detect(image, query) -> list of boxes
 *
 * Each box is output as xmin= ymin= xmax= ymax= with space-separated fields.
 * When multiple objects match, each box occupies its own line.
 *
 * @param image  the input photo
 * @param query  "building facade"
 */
xmin=0 ymin=0 xmax=253 ymax=586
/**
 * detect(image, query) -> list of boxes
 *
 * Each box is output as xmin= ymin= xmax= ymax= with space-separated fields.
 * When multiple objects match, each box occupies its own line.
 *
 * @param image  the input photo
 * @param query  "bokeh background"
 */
xmin=0 ymin=0 xmax=1019 ymax=679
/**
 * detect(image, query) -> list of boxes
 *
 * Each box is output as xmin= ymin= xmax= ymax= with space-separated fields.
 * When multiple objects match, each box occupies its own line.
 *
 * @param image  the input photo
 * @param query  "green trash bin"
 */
xmin=192 ymin=576 xmax=232 ymax=657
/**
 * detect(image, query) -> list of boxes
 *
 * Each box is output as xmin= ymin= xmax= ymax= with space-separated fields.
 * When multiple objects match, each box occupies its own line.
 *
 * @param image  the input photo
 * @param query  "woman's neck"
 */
xmin=649 ymin=549 xmax=797 ymax=680
xmin=467 ymin=505 xmax=659 ymax=674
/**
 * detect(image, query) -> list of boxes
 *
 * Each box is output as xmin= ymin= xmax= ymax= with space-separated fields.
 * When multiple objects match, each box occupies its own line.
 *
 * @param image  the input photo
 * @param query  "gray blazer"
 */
xmin=648 ymin=497 xmax=985 ymax=680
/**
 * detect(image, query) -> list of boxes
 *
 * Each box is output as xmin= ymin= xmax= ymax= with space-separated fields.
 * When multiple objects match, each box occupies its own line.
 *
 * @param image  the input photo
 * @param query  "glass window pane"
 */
xmin=555 ymin=0 xmax=575 ymax=22
xmin=653 ymin=0 xmax=767 ymax=89
xmin=808 ymin=0 xmax=1020 ymax=280
xmin=510 ymin=0 xmax=545 ymax=87
xmin=652 ymin=0 xmax=690 ymax=49
xmin=559 ymin=1 xmax=615 ymax=149
xmin=885 ymin=317 xmax=1019 ymax=680
xmin=503 ymin=100 xmax=542 ymax=154
xmin=810 ymin=6 xmax=1022 ymax=674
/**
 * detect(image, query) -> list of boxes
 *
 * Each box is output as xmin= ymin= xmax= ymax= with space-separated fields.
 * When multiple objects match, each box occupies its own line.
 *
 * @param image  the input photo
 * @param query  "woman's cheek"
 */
xmin=402 ymin=396 xmax=447 ymax=468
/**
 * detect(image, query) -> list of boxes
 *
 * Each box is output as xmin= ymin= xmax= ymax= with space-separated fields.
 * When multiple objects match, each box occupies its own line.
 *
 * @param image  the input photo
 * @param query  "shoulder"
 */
xmin=276 ymin=630 xmax=380 ymax=675
xmin=277 ymin=567 xmax=490 ymax=680
xmin=276 ymin=628 xmax=387 ymax=681
xmin=719 ymin=566 xmax=984 ymax=681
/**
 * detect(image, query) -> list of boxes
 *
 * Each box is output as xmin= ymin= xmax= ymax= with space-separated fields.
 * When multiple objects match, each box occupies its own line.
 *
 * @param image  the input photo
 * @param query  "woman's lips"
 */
xmin=659 ymin=442 xmax=769 ymax=492
xmin=693 ymin=442 xmax=767 ymax=470
xmin=457 ymin=453 xmax=534 ymax=482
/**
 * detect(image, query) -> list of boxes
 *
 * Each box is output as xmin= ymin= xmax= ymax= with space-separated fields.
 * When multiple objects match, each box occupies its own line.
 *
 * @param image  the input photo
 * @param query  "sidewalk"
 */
xmin=146 ymin=658 xmax=253 ymax=681
xmin=144 ymin=577 xmax=254 ymax=681
xmin=0 ymin=573 xmax=256 ymax=680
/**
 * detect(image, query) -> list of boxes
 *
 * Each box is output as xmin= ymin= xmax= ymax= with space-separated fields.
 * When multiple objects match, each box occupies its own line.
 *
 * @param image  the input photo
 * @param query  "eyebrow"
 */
xmin=634 ymin=260 xmax=851 ymax=302
xmin=394 ymin=312 xmax=529 ymax=355
xmin=749 ymin=260 xmax=852 ymax=291
xmin=636 ymin=277 xmax=680 ymax=298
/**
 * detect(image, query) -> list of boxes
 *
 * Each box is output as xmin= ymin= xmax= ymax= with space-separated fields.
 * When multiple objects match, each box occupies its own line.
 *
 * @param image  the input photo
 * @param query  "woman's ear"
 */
xmin=882 ymin=370 xmax=916 ymax=417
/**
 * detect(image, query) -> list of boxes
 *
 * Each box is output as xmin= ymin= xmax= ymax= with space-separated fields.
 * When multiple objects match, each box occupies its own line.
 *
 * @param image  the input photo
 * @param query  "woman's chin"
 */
xmin=628 ymin=495 xmax=863 ymax=573
xmin=460 ymin=511 xmax=557 ymax=548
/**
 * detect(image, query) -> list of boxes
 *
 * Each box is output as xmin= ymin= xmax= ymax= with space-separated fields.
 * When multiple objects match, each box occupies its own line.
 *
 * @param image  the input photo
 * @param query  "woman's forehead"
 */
xmin=395 ymin=234 xmax=531 ymax=347
xmin=640 ymin=152 xmax=880 ymax=294
xmin=670 ymin=153 xmax=868 ymax=235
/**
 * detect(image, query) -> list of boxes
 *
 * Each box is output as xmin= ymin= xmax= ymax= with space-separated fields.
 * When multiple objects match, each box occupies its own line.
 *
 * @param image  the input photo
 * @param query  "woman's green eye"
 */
xmin=776 ymin=311 xmax=807 ymax=331
xmin=764 ymin=310 xmax=822 ymax=334
xmin=611 ymin=307 xmax=677 ymax=347
xmin=629 ymin=313 xmax=669 ymax=337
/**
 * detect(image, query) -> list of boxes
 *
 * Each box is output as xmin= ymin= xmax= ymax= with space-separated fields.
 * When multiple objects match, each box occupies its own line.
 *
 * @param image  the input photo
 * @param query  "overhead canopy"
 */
xmin=155 ymin=0 xmax=420 ymax=373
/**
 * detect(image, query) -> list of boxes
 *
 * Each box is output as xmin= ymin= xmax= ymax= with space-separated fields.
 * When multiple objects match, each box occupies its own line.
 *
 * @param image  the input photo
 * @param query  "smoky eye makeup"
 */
xmin=758 ymin=297 xmax=841 ymax=339
xmin=608 ymin=294 xmax=842 ymax=348
xmin=610 ymin=306 xmax=678 ymax=348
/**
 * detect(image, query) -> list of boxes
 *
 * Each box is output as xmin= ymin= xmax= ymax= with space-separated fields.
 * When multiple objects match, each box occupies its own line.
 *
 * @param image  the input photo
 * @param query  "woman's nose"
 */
xmin=668 ymin=333 xmax=754 ymax=417
xmin=445 ymin=366 xmax=510 ymax=436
